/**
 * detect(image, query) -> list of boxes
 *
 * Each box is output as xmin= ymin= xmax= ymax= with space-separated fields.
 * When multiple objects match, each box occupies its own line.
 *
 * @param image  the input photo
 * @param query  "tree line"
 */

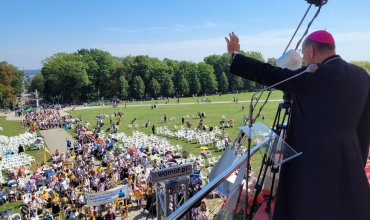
xmin=0 ymin=62 xmax=24 ymax=107
xmin=25 ymin=49 xmax=274 ymax=103
xmin=17 ymin=49 xmax=370 ymax=104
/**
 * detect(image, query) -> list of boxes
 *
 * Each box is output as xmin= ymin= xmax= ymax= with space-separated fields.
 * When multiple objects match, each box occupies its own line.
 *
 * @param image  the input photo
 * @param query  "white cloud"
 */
xmin=95 ymin=29 xmax=370 ymax=62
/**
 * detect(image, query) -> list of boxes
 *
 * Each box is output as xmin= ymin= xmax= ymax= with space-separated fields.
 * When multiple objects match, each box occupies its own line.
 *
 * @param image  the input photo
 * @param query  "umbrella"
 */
xmin=138 ymin=152 xmax=147 ymax=157
xmin=96 ymin=137 xmax=103 ymax=142
xmin=31 ymin=174 xmax=43 ymax=179
xmin=84 ymin=131 xmax=93 ymax=135
xmin=43 ymin=170 xmax=56 ymax=177
xmin=165 ymin=151 xmax=173 ymax=156
xmin=199 ymin=146 xmax=208 ymax=150
xmin=26 ymin=108 xmax=33 ymax=112
xmin=129 ymin=148 xmax=136 ymax=153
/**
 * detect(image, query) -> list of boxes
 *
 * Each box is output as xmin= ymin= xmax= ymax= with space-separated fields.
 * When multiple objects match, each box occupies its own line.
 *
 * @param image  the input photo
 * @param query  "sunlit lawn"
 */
xmin=0 ymin=116 xmax=27 ymax=137
xmin=1 ymin=91 xmax=286 ymax=214
xmin=68 ymin=92 xmax=284 ymax=167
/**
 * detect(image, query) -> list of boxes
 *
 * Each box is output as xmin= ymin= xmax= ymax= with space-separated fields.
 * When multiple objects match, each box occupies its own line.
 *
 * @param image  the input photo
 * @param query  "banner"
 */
xmin=86 ymin=184 xmax=129 ymax=206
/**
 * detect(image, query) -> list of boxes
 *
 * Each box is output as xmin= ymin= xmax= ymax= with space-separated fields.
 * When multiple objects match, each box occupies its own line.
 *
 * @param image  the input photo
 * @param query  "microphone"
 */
xmin=254 ymin=64 xmax=318 ymax=95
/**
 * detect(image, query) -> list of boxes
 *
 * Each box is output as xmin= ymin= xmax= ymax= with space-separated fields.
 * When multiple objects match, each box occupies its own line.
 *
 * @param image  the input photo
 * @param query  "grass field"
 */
xmin=68 ymin=92 xmax=285 ymax=167
xmin=0 ymin=117 xmax=26 ymax=137
xmin=0 ymin=91 xmax=287 ymax=214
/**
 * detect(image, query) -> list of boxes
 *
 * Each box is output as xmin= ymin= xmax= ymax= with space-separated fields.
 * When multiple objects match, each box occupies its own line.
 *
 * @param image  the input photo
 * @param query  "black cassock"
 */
xmin=230 ymin=54 xmax=370 ymax=220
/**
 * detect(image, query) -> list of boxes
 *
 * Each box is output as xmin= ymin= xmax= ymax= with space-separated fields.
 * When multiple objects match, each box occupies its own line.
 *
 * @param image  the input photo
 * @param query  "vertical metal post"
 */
xmin=156 ymin=186 xmax=161 ymax=220
xmin=245 ymin=100 xmax=254 ymax=220
xmin=184 ymin=180 xmax=189 ymax=220
xmin=164 ymin=183 xmax=170 ymax=217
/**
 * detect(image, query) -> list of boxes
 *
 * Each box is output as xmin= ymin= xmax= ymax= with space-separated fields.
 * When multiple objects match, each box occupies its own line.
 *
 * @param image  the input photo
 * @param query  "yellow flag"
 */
xmin=59 ymin=206 xmax=66 ymax=220
xmin=113 ymin=176 xmax=118 ymax=186
xmin=44 ymin=147 xmax=50 ymax=162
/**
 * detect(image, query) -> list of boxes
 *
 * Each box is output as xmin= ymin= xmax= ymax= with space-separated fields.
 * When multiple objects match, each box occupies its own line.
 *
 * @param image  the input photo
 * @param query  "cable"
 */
xmin=283 ymin=4 xmax=312 ymax=55
xmin=295 ymin=6 xmax=322 ymax=50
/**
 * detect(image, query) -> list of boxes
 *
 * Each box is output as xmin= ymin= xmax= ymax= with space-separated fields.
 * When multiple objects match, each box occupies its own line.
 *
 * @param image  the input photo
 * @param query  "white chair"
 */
xmin=0 ymin=127 xmax=3 ymax=131
xmin=39 ymin=186 xmax=47 ymax=192
xmin=23 ymin=193 xmax=32 ymax=203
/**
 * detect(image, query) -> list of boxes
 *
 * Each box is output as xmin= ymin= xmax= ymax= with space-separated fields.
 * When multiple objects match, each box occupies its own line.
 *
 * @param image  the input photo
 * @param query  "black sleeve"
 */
xmin=357 ymin=80 xmax=370 ymax=167
xmin=230 ymin=54 xmax=308 ymax=94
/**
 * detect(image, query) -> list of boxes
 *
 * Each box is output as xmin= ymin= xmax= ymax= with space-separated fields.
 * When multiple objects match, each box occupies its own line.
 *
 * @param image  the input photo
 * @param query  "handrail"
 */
xmin=166 ymin=143 xmax=264 ymax=220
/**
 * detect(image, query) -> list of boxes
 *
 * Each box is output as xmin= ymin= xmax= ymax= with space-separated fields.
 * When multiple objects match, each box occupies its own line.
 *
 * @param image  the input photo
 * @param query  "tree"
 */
xmin=132 ymin=76 xmax=145 ymax=99
xmin=197 ymin=62 xmax=218 ymax=94
xmin=177 ymin=75 xmax=189 ymax=96
xmin=24 ymin=81 xmax=31 ymax=90
xmin=218 ymin=72 xmax=229 ymax=93
xmin=11 ymin=69 xmax=24 ymax=97
xmin=77 ymin=49 xmax=116 ymax=99
xmin=241 ymin=51 xmax=265 ymax=62
xmin=148 ymin=78 xmax=161 ymax=98
xmin=119 ymin=76 xmax=129 ymax=99
xmin=42 ymin=53 xmax=90 ymax=102
xmin=188 ymin=71 xmax=201 ymax=95
xmin=161 ymin=74 xmax=175 ymax=96
xmin=232 ymin=76 xmax=244 ymax=92
xmin=267 ymin=58 xmax=277 ymax=66
xmin=29 ymin=74 xmax=45 ymax=95
xmin=351 ymin=61 xmax=370 ymax=74
xmin=173 ymin=61 xmax=197 ymax=89
xmin=0 ymin=61 xmax=21 ymax=105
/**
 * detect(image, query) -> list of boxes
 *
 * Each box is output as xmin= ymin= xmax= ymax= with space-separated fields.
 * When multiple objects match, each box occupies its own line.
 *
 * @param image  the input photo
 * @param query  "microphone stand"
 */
xmin=243 ymin=64 xmax=317 ymax=220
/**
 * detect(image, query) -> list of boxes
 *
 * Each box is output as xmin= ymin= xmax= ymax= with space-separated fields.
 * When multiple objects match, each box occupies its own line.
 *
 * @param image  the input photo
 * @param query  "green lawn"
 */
xmin=1 ymin=91 xmax=287 ymax=213
xmin=0 ymin=116 xmax=27 ymax=137
xmin=90 ymin=90 xmax=284 ymax=106
xmin=68 ymin=92 xmax=284 ymax=168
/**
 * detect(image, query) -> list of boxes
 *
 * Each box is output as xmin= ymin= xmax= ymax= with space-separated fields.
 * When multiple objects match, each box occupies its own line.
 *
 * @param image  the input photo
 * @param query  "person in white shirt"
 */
xmin=193 ymin=162 xmax=200 ymax=174
xmin=0 ymin=188 xmax=6 ymax=202
xmin=69 ymin=209 xmax=79 ymax=220
xmin=60 ymin=179 xmax=68 ymax=192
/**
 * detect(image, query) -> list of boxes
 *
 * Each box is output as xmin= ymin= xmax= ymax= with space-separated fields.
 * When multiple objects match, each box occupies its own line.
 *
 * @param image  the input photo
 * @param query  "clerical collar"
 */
xmin=321 ymin=55 xmax=341 ymax=64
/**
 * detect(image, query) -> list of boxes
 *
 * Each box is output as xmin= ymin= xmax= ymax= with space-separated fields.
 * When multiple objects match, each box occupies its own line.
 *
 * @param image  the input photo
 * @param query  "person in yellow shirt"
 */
xmin=97 ymin=166 xmax=104 ymax=173
xmin=134 ymin=188 xmax=143 ymax=209
xmin=42 ymin=191 xmax=51 ymax=200
xmin=107 ymin=162 xmax=112 ymax=170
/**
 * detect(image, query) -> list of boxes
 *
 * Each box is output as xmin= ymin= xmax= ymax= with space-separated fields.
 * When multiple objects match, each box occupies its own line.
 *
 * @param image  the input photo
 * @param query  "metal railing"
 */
xmin=166 ymin=143 xmax=264 ymax=220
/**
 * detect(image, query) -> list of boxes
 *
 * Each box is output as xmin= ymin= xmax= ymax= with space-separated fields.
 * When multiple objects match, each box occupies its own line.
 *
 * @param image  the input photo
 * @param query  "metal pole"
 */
xmin=184 ymin=180 xmax=189 ymax=220
xmin=156 ymin=186 xmax=161 ymax=220
xmin=244 ymin=102 xmax=254 ymax=220
xmin=164 ymin=183 xmax=169 ymax=217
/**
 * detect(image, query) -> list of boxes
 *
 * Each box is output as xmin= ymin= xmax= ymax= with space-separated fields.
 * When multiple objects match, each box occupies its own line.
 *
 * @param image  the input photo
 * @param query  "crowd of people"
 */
xmin=1 ymin=108 xmax=214 ymax=220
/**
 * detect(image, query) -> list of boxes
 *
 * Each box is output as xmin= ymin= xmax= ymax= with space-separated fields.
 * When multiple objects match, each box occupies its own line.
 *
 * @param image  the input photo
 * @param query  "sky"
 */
xmin=0 ymin=0 xmax=369 ymax=70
